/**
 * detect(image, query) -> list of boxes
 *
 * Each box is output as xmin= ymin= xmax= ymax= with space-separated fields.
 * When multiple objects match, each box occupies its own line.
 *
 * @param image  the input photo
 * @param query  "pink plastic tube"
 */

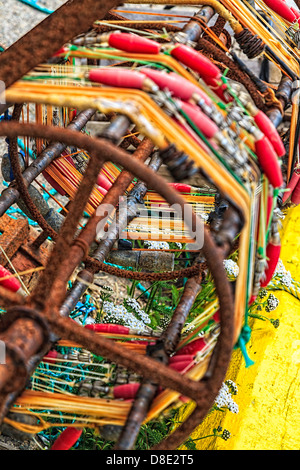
xmin=88 ymin=68 xmax=147 ymax=89
xmin=84 ymin=323 xmax=130 ymax=335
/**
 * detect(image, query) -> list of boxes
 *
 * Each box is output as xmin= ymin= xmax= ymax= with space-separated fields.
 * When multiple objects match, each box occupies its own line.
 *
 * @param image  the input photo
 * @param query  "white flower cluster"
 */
xmin=102 ymin=300 xmax=149 ymax=334
xmin=144 ymin=240 xmax=170 ymax=250
xmin=274 ymin=259 xmax=293 ymax=288
xmin=214 ymin=381 xmax=239 ymax=414
xmin=223 ymin=259 xmax=239 ymax=278
xmin=124 ymin=297 xmax=151 ymax=325
xmin=226 ymin=379 xmax=238 ymax=395
xmin=266 ymin=293 xmax=279 ymax=312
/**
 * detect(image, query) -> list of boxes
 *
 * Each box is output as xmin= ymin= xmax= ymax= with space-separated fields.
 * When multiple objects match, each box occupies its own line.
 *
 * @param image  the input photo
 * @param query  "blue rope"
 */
xmin=17 ymin=0 xmax=54 ymax=15
xmin=235 ymin=324 xmax=255 ymax=368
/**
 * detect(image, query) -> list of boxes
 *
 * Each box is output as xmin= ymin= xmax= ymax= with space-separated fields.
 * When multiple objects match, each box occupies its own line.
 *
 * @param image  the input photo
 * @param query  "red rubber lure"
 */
xmin=97 ymin=172 xmax=113 ymax=191
xmin=253 ymin=110 xmax=286 ymax=158
xmin=0 ymin=264 xmax=23 ymax=294
xmin=177 ymin=337 xmax=207 ymax=356
xmin=113 ymin=383 xmax=141 ymax=400
xmin=84 ymin=323 xmax=130 ymax=335
xmin=291 ymin=178 xmax=300 ymax=205
xmin=141 ymin=68 xmax=213 ymax=106
xmin=262 ymin=0 xmax=298 ymax=23
xmin=254 ymin=136 xmax=283 ymax=188
xmin=178 ymin=100 xmax=219 ymax=139
xmin=171 ymin=44 xmax=221 ymax=81
xmin=88 ymin=68 xmax=147 ymax=90
xmin=50 ymin=427 xmax=83 ymax=450
xmin=169 ymin=354 xmax=195 ymax=364
xmin=282 ymin=170 xmax=300 ymax=204
xmin=108 ymin=32 xmax=161 ymax=55
xmin=260 ymin=243 xmax=281 ymax=288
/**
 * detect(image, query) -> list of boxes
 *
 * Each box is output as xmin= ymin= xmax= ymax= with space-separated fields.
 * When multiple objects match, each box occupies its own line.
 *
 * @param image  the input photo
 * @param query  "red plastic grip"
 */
xmin=88 ymin=68 xmax=147 ymax=90
xmin=169 ymin=360 xmax=194 ymax=372
xmin=179 ymin=101 xmax=219 ymax=139
xmin=96 ymin=186 xmax=108 ymax=197
xmin=84 ymin=323 xmax=130 ymax=335
xmin=283 ymin=170 xmax=300 ymax=203
xmin=178 ymin=338 xmax=207 ymax=356
xmin=291 ymin=7 xmax=300 ymax=20
xmin=254 ymin=110 xmax=286 ymax=158
xmin=169 ymin=73 xmax=213 ymax=106
xmin=260 ymin=243 xmax=281 ymax=288
xmin=213 ymin=310 xmax=220 ymax=323
xmin=113 ymin=383 xmax=141 ymax=400
xmin=169 ymin=354 xmax=195 ymax=364
xmin=51 ymin=428 xmax=82 ymax=450
xmin=108 ymin=33 xmax=161 ymax=55
xmin=168 ymin=183 xmax=193 ymax=193
xmin=0 ymin=265 xmax=22 ymax=293
xmin=248 ymin=295 xmax=257 ymax=306
xmin=255 ymin=136 xmax=283 ymax=188
xmin=291 ymin=179 xmax=300 ymax=205
xmin=43 ymin=350 xmax=59 ymax=364
xmin=262 ymin=0 xmax=296 ymax=22
xmin=171 ymin=44 xmax=221 ymax=80
xmin=97 ymin=173 xmax=113 ymax=191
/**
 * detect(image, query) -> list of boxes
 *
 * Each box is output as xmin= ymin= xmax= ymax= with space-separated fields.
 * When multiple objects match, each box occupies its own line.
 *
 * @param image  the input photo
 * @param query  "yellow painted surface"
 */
xmin=180 ymin=205 xmax=300 ymax=450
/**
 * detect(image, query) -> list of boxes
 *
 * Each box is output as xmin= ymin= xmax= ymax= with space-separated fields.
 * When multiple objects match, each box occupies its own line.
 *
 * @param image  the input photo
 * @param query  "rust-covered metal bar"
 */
xmin=174 ymin=6 xmax=215 ymax=43
xmin=48 ymin=137 xmax=155 ymax=313
xmin=0 ymin=0 xmax=121 ymax=89
xmin=60 ymin=139 xmax=156 ymax=318
xmin=0 ymin=122 xmax=235 ymax=451
xmin=0 ymin=108 xmax=96 ymax=218
xmin=115 ymin=258 xmax=206 ymax=450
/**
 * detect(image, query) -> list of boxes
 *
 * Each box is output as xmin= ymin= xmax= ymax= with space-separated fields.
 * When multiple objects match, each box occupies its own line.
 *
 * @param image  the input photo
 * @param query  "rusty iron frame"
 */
xmin=0 ymin=120 xmax=235 ymax=450
xmin=0 ymin=0 xmax=255 ymax=450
